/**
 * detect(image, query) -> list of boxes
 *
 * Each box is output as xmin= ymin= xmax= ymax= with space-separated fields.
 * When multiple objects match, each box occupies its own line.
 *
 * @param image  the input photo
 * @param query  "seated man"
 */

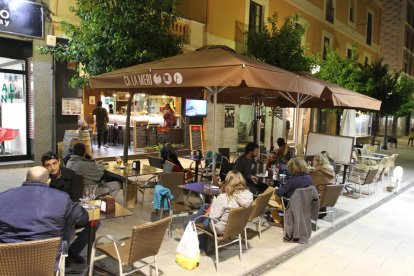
xmin=233 ymin=142 xmax=268 ymax=195
xmin=63 ymin=138 xmax=93 ymax=166
xmin=0 ymin=166 xmax=89 ymax=263
xmin=67 ymin=142 xmax=120 ymax=198
xmin=42 ymin=151 xmax=79 ymax=202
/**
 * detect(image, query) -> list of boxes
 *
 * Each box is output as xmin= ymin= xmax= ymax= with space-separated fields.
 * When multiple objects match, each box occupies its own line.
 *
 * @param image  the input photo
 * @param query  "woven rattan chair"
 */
xmin=244 ymin=187 xmax=274 ymax=247
xmin=89 ymin=216 xmax=171 ymax=276
xmin=159 ymin=172 xmax=199 ymax=237
xmin=196 ymin=204 xmax=254 ymax=271
xmin=318 ymin=185 xmax=343 ymax=228
xmin=0 ymin=237 xmax=64 ymax=276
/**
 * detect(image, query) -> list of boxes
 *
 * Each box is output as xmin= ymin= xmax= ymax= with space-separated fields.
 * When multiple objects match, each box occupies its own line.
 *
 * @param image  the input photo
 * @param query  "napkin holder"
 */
xmin=100 ymin=196 xmax=115 ymax=214
xmin=132 ymin=160 xmax=140 ymax=171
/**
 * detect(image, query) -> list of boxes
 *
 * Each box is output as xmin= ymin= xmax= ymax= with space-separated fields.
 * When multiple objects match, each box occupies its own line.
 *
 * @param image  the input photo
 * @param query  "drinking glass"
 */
xmin=115 ymin=156 xmax=123 ymax=167
xmin=80 ymin=187 xmax=91 ymax=209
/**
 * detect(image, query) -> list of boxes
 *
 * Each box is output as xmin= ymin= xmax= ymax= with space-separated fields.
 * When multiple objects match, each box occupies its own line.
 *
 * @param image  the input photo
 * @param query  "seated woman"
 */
xmin=183 ymin=170 xmax=253 ymax=254
xmin=311 ymin=153 xmax=335 ymax=199
xmin=311 ymin=153 xmax=335 ymax=219
xmin=161 ymin=143 xmax=194 ymax=180
xmin=269 ymin=157 xmax=313 ymax=227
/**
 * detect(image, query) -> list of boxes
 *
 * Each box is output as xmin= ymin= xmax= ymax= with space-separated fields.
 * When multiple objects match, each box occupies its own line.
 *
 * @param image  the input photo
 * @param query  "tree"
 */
xmin=246 ymin=13 xmax=315 ymax=72
xmin=246 ymin=13 xmax=316 ymax=148
xmin=40 ymin=0 xmax=184 ymax=162
xmin=41 ymin=0 xmax=183 ymax=87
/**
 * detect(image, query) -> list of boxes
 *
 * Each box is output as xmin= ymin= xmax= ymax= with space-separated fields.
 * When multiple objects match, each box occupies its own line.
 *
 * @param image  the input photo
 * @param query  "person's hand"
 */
xmin=251 ymin=176 xmax=258 ymax=184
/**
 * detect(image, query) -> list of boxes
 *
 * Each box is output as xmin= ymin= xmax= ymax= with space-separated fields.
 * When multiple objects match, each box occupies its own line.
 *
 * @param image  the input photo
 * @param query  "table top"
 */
xmin=360 ymin=155 xmax=382 ymax=161
xmin=371 ymin=153 xmax=389 ymax=157
xmin=182 ymin=155 xmax=212 ymax=162
xmin=104 ymin=161 xmax=163 ymax=177
xmin=87 ymin=201 xmax=133 ymax=221
xmin=179 ymin=181 xmax=220 ymax=196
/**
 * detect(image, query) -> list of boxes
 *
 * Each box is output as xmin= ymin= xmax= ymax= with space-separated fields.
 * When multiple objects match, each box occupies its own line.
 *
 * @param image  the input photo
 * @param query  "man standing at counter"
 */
xmin=92 ymin=100 xmax=109 ymax=148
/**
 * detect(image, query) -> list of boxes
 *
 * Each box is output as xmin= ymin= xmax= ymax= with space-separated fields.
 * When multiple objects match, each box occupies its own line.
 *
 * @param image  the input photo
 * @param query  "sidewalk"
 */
xmin=0 ymin=137 xmax=413 ymax=275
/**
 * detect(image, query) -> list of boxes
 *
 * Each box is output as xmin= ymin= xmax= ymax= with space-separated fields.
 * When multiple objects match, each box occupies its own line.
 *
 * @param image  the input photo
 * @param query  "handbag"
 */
xmin=175 ymin=221 xmax=200 ymax=270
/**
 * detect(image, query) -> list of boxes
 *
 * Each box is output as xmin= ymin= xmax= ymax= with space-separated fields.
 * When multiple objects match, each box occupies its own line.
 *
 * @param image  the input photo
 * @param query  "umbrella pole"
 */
xmin=123 ymin=94 xmax=134 ymax=165
xmin=270 ymin=107 xmax=275 ymax=152
xmin=294 ymin=104 xmax=300 ymax=144
xmin=205 ymin=86 xmax=227 ymax=184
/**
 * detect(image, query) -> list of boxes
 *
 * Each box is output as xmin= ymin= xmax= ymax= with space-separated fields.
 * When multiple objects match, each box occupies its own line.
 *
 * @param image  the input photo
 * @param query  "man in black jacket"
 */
xmin=42 ymin=151 xmax=80 ymax=202
xmin=234 ymin=142 xmax=268 ymax=195
xmin=42 ymin=152 xmax=93 ymax=264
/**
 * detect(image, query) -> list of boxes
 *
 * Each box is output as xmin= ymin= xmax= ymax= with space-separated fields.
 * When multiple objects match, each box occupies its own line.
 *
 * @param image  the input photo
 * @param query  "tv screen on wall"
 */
xmin=185 ymin=99 xmax=207 ymax=117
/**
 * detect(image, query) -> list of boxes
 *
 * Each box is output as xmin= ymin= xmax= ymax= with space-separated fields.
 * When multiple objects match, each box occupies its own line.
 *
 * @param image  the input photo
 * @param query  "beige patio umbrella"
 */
xmin=218 ymin=73 xmax=381 ymax=142
xmin=89 ymin=45 xmax=330 ymax=172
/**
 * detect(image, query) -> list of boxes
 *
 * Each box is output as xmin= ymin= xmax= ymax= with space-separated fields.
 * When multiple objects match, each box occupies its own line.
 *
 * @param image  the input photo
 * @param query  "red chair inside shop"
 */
xmin=0 ymin=128 xmax=18 ymax=142
xmin=0 ymin=128 xmax=18 ymax=154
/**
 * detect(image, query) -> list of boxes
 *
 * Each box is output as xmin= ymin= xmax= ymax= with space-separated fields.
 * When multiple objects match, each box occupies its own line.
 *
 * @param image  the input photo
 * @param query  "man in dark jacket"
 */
xmin=92 ymin=100 xmax=109 ymax=148
xmin=234 ymin=142 xmax=268 ymax=195
xmin=42 ymin=151 xmax=80 ymax=202
xmin=0 ymin=166 xmax=89 ymax=263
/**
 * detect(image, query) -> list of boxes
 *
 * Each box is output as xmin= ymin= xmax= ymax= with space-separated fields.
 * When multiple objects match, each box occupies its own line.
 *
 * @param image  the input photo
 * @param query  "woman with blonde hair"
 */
xmin=181 ymin=170 xmax=253 ymax=254
xmin=311 ymin=153 xmax=335 ymax=199
xmin=269 ymin=157 xmax=313 ymax=227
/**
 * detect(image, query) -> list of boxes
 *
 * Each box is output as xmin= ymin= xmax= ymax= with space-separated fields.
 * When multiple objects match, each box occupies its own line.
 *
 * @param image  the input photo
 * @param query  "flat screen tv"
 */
xmin=185 ymin=99 xmax=207 ymax=117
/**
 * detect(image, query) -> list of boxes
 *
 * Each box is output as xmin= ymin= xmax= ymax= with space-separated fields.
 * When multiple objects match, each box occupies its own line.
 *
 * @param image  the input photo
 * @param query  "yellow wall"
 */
xmin=267 ymin=0 xmax=380 ymax=63
xmin=207 ymin=0 xmax=246 ymax=42
xmin=176 ymin=0 xmax=207 ymax=24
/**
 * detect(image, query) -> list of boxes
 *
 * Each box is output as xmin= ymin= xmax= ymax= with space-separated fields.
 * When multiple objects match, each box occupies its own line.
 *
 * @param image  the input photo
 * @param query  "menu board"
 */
xmin=133 ymin=121 xmax=148 ymax=151
xmin=62 ymin=98 xmax=82 ymax=115
xmin=189 ymin=125 xmax=204 ymax=151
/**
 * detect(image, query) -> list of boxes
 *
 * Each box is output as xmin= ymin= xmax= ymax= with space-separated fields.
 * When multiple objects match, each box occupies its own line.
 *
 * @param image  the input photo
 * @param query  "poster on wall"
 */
xmin=62 ymin=98 xmax=82 ymax=115
xmin=224 ymin=105 xmax=235 ymax=128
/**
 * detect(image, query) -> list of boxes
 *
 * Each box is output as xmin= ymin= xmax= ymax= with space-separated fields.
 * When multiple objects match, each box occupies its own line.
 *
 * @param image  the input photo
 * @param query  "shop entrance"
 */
xmin=0 ymin=37 xmax=32 ymax=161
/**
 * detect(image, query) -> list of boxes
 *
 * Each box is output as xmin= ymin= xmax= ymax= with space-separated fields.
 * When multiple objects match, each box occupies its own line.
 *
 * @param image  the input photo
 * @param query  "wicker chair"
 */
xmin=244 ymin=187 xmax=274 ymax=247
xmin=196 ymin=205 xmax=254 ymax=271
xmin=89 ymin=216 xmax=171 ymax=276
xmin=158 ymin=172 xmax=200 ymax=237
xmin=346 ymin=169 xmax=378 ymax=197
xmin=318 ymin=185 xmax=343 ymax=228
xmin=0 ymin=237 xmax=64 ymax=276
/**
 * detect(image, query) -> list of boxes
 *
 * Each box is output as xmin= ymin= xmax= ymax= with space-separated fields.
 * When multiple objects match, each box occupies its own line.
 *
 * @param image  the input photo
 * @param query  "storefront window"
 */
xmin=0 ymin=59 xmax=27 ymax=156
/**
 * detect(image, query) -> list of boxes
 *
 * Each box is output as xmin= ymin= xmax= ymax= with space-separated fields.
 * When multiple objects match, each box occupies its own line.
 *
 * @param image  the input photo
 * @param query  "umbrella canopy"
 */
xmin=90 ymin=45 xmax=328 ymax=101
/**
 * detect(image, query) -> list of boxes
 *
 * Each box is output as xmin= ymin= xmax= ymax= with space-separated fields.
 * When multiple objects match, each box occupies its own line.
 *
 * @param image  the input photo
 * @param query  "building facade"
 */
xmin=177 ymin=0 xmax=382 ymax=148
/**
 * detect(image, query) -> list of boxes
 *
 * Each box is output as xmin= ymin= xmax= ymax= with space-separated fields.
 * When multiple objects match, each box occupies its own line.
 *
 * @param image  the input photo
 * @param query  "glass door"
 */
xmin=0 ymin=57 xmax=27 ymax=158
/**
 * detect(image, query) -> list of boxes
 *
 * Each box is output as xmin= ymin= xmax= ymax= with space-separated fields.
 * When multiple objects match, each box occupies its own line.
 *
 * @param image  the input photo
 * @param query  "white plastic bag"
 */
xmin=176 ymin=221 xmax=200 ymax=259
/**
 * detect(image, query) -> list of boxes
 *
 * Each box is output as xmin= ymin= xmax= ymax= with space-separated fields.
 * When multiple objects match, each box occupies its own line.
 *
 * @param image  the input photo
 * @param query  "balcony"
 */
xmin=172 ymin=18 xmax=205 ymax=50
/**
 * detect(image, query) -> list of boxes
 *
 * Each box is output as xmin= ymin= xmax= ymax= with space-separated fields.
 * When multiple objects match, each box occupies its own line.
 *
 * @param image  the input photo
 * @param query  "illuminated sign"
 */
xmin=0 ymin=1 xmax=44 ymax=38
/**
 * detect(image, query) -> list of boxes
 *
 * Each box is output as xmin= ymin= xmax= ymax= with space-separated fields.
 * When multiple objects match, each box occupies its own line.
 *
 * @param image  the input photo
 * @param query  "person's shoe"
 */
xmin=269 ymin=221 xmax=284 ymax=228
xmin=68 ymin=251 xmax=85 ymax=264
xmin=174 ymin=228 xmax=185 ymax=236
xmin=97 ymin=145 xmax=101 ymax=149
xmin=200 ymin=250 xmax=208 ymax=256
xmin=265 ymin=215 xmax=275 ymax=223
xmin=104 ymin=144 xmax=110 ymax=148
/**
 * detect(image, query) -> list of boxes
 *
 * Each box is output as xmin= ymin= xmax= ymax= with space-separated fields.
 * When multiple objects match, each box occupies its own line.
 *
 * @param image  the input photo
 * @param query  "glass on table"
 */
xmin=80 ymin=187 xmax=91 ymax=209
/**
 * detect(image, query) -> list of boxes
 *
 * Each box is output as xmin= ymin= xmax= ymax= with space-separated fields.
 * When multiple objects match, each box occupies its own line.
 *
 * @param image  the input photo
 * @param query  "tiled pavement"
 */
xmin=0 ymin=138 xmax=413 ymax=275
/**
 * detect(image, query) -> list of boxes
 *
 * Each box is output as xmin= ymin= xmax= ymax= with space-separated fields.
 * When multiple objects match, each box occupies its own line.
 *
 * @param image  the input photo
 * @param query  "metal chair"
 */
xmin=0 ymin=237 xmax=65 ymax=276
xmin=159 ymin=172 xmax=199 ymax=237
xmin=89 ymin=216 xmax=171 ymax=276
xmin=318 ymin=185 xmax=343 ymax=228
xmin=346 ymin=169 xmax=378 ymax=197
xmin=148 ymin=155 xmax=164 ymax=169
xmin=244 ymin=187 xmax=274 ymax=247
xmin=195 ymin=205 xmax=254 ymax=271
